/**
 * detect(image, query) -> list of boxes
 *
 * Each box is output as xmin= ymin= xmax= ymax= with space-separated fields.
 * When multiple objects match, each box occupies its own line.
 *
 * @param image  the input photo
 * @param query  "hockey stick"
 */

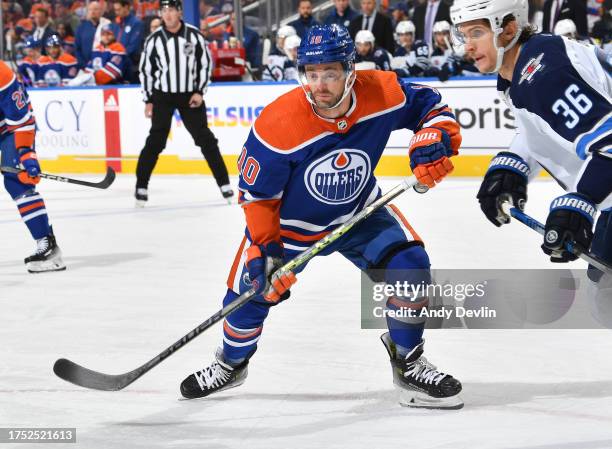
xmin=53 ymin=176 xmax=423 ymax=391
xmin=0 ymin=166 xmax=116 ymax=189
xmin=507 ymin=206 xmax=612 ymax=276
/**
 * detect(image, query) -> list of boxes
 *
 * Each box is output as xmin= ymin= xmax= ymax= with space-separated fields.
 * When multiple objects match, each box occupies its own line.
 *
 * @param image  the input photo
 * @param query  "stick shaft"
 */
xmin=510 ymin=207 xmax=612 ymax=276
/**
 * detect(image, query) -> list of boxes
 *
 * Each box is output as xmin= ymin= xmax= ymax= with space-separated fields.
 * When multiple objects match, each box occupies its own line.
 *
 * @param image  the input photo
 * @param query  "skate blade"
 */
xmin=27 ymin=260 xmax=67 ymax=273
xmin=397 ymin=386 xmax=464 ymax=410
xmin=135 ymin=200 xmax=147 ymax=208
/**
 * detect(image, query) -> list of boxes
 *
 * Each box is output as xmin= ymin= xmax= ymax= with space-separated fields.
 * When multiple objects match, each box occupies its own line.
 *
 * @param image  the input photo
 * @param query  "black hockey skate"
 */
xmin=381 ymin=332 xmax=463 ymax=409
xmin=135 ymin=188 xmax=148 ymax=208
xmin=180 ymin=350 xmax=248 ymax=399
xmin=220 ymin=184 xmax=234 ymax=204
xmin=24 ymin=228 xmax=66 ymax=273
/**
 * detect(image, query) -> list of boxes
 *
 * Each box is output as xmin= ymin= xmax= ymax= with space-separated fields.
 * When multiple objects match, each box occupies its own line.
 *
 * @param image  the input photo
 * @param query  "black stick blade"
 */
xmin=96 ymin=167 xmax=116 ymax=189
xmin=53 ymin=358 xmax=135 ymax=391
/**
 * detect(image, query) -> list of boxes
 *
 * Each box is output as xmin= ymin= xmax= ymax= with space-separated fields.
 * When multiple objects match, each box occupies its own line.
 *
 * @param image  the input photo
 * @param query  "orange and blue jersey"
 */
xmin=36 ymin=53 xmax=78 ymax=87
xmin=0 ymin=61 xmax=35 ymax=150
xmin=87 ymin=42 xmax=128 ymax=85
xmin=17 ymin=56 xmax=38 ymax=87
xmin=237 ymin=70 xmax=461 ymax=252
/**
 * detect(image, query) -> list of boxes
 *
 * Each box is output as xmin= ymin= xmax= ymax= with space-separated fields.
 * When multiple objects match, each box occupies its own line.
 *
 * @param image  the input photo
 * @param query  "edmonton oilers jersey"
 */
xmin=498 ymin=34 xmax=612 ymax=210
xmin=36 ymin=53 xmax=78 ymax=87
xmin=237 ymin=70 xmax=459 ymax=251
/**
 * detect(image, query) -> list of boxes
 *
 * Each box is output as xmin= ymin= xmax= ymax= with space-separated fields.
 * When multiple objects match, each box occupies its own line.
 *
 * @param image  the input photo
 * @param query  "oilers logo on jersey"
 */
xmin=43 ymin=69 xmax=61 ymax=87
xmin=304 ymin=149 xmax=370 ymax=205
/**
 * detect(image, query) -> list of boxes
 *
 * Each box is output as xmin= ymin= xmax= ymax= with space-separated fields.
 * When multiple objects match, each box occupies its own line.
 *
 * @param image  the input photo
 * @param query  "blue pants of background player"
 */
xmin=221 ymin=205 xmax=431 ymax=365
xmin=0 ymin=133 xmax=50 ymax=240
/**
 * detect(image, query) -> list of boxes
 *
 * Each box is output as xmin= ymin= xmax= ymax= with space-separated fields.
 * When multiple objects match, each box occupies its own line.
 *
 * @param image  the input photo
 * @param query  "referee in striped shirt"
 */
xmin=135 ymin=0 xmax=233 ymax=206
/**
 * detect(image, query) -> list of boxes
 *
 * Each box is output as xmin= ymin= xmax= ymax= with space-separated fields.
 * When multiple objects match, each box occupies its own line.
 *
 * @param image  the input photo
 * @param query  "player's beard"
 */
xmin=313 ymin=90 xmax=343 ymax=109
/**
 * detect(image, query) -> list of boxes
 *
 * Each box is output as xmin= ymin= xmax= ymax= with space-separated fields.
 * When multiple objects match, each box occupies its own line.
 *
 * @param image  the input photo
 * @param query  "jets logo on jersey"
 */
xmin=305 ymin=149 xmax=371 ymax=205
xmin=519 ymin=53 xmax=545 ymax=85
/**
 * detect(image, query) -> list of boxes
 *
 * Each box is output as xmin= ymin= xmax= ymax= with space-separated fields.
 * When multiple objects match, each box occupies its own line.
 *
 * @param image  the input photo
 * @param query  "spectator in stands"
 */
xmin=223 ymin=12 xmax=262 ymax=67
xmin=354 ymin=29 xmax=392 ymax=70
xmin=54 ymin=2 xmax=80 ymax=32
xmin=542 ymin=0 xmax=588 ymax=37
xmin=324 ymin=0 xmax=359 ymax=28
xmin=592 ymin=0 xmax=612 ymax=48
xmin=150 ymin=16 xmax=162 ymax=33
xmin=135 ymin=0 xmax=160 ymax=18
xmin=31 ymin=1 xmax=52 ymax=18
xmin=111 ymin=0 xmax=144 ymax=78
xmin=32 ymin=8 xmax=56 ymax=54
xmin=75 ymin=1 xmax=110 ymax=69
xmin=388 ymin=2 xmax=410 ymax=28
xmin=200 ymin=0 xmax=219 ymax=18
xmin=56 ymin=22 xmax=76 ymax=55
xmin=37 ymin=34 xmax=78 ymax=86
xmin=412 ymin=0 xmax=451 ymax=44
xmin=17 ymin=36 xmax=41 ymax=86
xmin=288 ymin=0 xmax=320 ymax=40
xmin=349 ymin=0 xmax=395 ymax=53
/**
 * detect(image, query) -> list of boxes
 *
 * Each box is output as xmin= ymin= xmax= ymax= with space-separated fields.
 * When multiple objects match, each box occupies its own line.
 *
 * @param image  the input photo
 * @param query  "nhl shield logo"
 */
xmin=304 ymin=149 xmax=371 ymax=205
xmin=337 ymin=120 xmax=348 ymax=131
xmin=183 ymin=42 xmax=195 ymax=56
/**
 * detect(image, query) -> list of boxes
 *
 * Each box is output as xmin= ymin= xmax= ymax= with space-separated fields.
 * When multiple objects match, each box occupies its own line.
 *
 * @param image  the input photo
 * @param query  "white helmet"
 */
xmin=450 ymin=0 xmax=529 ymax=73
xmin=277 ymin=25 xmax=297 ymax=39
xmin=396 ymin=20 xmax=415 ymax=35
xmin=355 ymin=29 xmax=376 ymax=44
xmin=433 ymin=20 xmax=451 ymax=34
xmin=554 ymin=19 xmax=577 ymax=37
xmin=284 ymin=34 xmax=301 ymax=52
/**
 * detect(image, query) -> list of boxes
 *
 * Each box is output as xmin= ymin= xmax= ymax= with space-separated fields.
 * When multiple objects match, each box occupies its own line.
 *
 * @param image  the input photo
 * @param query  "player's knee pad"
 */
xmin=368 ymin=242 xmax=431 ymax=284
xmin=4 ymin=174 xmax=36 ymax=201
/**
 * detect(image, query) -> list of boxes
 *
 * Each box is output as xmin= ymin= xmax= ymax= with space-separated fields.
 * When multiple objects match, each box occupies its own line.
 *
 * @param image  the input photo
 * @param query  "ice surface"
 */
xmin=1 ymin=176 xmax=611 ymax=449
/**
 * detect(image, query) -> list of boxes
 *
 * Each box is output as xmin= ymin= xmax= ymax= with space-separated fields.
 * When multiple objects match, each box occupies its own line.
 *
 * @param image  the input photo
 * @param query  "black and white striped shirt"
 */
xmin=139 ymin=22 xmax=212 ymax=102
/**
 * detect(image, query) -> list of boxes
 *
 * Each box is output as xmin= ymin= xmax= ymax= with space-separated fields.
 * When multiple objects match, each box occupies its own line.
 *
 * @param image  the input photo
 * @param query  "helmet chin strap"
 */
xmin=488 ymin=25 xmax=521 ymax=74
xmin=299 ymin=68 xmax=356 ymax=111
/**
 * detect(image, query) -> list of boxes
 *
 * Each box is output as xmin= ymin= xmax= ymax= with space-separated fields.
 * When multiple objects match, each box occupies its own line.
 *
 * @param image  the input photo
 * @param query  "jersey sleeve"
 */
xmin=0 ymin=64 xmax=35 ymax=149
xmin=238 ymin=128 xmax=292 ymax=245
xmin=396 ymin=80 xmax=462 ymax=154
xmin=512 ymin=38 xmax=611 ymax=203
xmin=513 ymin=38 xmax=611 ymax=160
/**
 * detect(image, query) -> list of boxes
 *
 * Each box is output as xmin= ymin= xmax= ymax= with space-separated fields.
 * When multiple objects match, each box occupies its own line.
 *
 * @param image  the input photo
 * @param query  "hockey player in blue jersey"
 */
xmin=451 ymin=0 xmax=611 ymax=290
xmin=17 ymin=37 xmax=41 ymax=87
xmin=180 ymin=24 xmax=464 ymax=409
xmin=0 ymin=61 xmax=65 ymax=273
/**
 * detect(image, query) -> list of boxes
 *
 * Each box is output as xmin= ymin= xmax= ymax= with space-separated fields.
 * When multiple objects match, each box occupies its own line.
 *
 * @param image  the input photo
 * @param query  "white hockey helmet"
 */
xmin=355 ymin=29 xmax=376 ymax=45
xmin=554 ymin=19 xmax=577 ymax=37
xmin=433 ymin=20 xmax=451 ymax=34
xmin=277 ymin=25 xmax=297 ymax=39
xmin=396 ymin=20 xmax=416 ymax=35
xmin=450 ymin=0 xmax=529 ymax=73
xmin=284 ymin=34 xmax=301 ymax=52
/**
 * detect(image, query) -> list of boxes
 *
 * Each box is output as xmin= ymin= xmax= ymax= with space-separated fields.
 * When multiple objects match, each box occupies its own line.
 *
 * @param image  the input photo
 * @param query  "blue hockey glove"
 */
xmin=246 ymin=242 xmax=296 ymax=303
xmin=17 ymin=147 xmax=41 ymax=185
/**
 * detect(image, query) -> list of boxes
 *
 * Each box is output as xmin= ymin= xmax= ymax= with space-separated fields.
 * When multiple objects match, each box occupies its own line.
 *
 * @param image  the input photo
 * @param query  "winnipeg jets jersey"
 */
xmin=263 ymin=54 xmax=298 ymax=81
xmin=237 ymin=70 xmax=461 ymax=251
xmin=498 ymin=35 xmax=612 ymax=210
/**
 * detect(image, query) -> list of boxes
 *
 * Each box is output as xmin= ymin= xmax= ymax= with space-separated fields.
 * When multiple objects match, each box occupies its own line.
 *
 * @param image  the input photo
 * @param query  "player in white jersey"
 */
xmin=450 ymin=0 xmax=611 ymax=292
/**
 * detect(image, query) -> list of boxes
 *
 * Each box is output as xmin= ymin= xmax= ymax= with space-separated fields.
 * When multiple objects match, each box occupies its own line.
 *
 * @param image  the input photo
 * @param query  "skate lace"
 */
xmin=194 ymin=361 xmax=231 ymax=391
xmin=404 ymin=357 xmax=447 ymax=386
xmin=35 ymin=237 xmax=50 ymax=255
